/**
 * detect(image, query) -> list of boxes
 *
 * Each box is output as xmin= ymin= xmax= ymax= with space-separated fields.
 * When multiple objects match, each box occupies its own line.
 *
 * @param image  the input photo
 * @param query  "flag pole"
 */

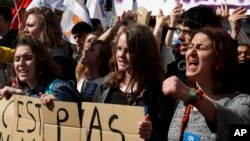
xmin=12 ymin=0 xmax=23 ymax=26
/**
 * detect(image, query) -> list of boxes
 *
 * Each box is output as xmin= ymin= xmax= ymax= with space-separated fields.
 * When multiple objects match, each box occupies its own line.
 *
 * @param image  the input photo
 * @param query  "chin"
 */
xmin=18 ymin=78 xmax=27 ymax=82
xmin=186 ymin=71 xmax=198 ymax=78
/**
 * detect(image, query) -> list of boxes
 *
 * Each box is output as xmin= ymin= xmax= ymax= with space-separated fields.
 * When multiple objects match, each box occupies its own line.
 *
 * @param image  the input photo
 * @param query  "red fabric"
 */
xmin=11 ymin=0 xmax=32 ymax=30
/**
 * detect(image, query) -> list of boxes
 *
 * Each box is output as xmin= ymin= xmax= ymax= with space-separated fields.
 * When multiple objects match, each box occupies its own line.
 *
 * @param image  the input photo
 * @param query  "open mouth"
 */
xmin=187 ymin=59 xmax=199 ymax=70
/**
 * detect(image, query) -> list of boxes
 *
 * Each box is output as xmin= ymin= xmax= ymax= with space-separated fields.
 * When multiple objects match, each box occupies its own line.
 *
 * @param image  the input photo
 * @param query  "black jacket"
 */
xmin=99 ymin=80 xmax=175 ymax=141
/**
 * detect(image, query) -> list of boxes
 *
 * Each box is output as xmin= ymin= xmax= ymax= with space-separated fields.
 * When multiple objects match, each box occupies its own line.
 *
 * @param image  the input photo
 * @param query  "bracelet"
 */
xmin=191 ymin=90 xmax=203 ymax=107
xmin=184 ymin=88 xmax=203 ymax=107
xmin=184 ymin=88 xmax=196 ymax=106
xmin=167 ymin=26 xmax=177 ymax=30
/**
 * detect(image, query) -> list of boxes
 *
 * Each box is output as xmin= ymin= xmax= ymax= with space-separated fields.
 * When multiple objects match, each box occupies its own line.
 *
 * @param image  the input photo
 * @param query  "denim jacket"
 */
xmin=24 ymin=79 xmax=81 ymax=103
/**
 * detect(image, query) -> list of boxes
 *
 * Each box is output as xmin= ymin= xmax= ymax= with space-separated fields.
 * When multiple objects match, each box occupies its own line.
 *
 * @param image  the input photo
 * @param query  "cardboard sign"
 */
xmin=81 ymin=102 xmax=144 ymax=141
xmin=42 ymin=100 xmax=81 ymax=141
xmin=0 ymin=95 xmax=144 ymax=141
xmin=137 ymin=7 xmax=151 ymax=26
xmin=12 ymin=95 xmax=43 ymax=141
xmin=0 ymin=97 xmax=14 ymax=141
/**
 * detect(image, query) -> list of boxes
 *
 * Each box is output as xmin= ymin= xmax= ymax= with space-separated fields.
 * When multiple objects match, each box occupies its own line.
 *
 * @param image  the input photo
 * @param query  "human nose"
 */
xmin=120 ymin=49 xmax=127 ymax=57
xmin=23 ymin=26 xmax=28 ymax=33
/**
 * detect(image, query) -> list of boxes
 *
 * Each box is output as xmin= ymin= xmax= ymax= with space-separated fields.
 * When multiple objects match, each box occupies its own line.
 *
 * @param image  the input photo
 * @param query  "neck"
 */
xmin=27 ymin=79 xmax=38 ymax=90
xmin=196 ymin=79 xmax=223 ymax=100
xmin=120 ymin=72 xmax=138 ymax=93
xmin=86 ymin=68 xmax=100 ymax=80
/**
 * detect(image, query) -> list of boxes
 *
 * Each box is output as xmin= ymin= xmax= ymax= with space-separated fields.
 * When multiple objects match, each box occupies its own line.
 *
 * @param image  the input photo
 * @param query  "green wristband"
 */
xmin=184 ymin=88 xmax=196 ymax=106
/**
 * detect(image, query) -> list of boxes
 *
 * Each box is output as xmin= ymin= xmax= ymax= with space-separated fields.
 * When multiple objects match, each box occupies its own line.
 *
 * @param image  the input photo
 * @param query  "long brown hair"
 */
xmin=107 ymin=24 xmax=164 ymax=94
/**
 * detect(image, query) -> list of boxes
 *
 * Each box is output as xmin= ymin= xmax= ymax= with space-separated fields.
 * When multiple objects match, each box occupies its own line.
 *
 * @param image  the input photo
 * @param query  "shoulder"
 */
xmin=217 ymin=91 xmax=250 ymax=108
xmin=46 ymin=79 xmax=75 ymax=92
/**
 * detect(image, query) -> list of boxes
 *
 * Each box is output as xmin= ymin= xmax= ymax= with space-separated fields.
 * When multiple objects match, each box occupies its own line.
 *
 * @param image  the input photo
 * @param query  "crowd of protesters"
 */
xmin=0 ymin=2 xmax=250 ymax=141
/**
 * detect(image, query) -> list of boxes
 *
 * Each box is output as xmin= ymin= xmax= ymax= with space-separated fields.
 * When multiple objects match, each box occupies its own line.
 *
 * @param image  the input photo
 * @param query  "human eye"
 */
xmin=14 ymin=56 xmax=21 ymax=62
xmin=116 ymin=46 xmax=122 ymax=51
xmin=23 ymin=54 xmax=34 ymax=61
xmin=188 ymin=44 xmax=194 ymax=49
xmin=198 ymin=44 xmax=209 ymax=50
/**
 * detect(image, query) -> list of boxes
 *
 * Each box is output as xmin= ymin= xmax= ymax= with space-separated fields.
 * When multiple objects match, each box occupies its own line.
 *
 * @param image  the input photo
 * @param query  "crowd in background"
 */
xmin=0 ymin=2 xmax=250 ymax=141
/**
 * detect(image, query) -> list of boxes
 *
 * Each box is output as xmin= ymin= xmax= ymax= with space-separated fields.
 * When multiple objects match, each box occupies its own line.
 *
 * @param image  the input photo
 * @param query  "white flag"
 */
xmin=61 ymin=0 xmax=93 ymax=44
xmin=26 ymin=0 xmax=65 ymax=11
xmin=86 ymin=0 xmax=106 ymax=28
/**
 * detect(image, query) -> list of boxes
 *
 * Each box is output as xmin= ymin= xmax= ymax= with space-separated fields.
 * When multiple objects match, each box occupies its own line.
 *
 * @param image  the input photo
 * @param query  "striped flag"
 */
xmin=11 ymin=0 xmax=32 ymax=30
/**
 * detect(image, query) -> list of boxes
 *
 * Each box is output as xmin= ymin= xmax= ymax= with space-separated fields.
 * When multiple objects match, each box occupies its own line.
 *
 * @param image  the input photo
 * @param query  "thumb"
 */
xmin=39 ymin=92 xmax=44 ymax=97
xmin=144 ymin=114 xmax=150 ymax=121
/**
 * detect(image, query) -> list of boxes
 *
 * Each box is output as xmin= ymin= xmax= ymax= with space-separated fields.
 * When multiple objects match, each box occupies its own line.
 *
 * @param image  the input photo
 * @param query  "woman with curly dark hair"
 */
xmin=0 ymin=37 xmax=81 ymax=105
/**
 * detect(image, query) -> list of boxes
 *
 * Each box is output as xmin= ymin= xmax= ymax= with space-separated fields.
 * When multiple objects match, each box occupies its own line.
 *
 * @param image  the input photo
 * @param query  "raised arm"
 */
xmin=228 ymin=7 xmax=247 ymax=40
xmin=153 ymin=9 xmax=169 ymax=52
xmin=164 ymin=3 xmax=183 ymax=48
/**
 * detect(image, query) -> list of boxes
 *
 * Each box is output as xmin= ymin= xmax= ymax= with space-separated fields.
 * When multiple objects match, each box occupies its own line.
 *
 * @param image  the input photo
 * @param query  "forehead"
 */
xmin=192 ymin=32 xmax=212 ymax=44
xmin=15 ymin=45 xmax=33 ymax=55
xmin=117 ymin=33 xmax=127 ymax=46
xmin=26 ymin=14 xmax=39 ymax=23
xmin=238 ymin=45 xmax=249 ymax=50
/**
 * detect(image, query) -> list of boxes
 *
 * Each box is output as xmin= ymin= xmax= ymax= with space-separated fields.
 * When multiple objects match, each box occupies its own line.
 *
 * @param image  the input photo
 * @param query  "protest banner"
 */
xmin=81 ymin=102 xmax=144 ymax=141
xmin=12 ymin=95 xmax=43 ymax=141
xmin=113 ymin=0 xmax=250 ymax=15
xmin=0 ymin=95 xmax=144 ymax=141
xmin=0 ymin=97 xmax=14 ymax=141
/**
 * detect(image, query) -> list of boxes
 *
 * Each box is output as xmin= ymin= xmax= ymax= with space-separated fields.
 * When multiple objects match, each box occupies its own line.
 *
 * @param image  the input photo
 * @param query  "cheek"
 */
xmin=13 ymin=63 xmax=18 ymax=73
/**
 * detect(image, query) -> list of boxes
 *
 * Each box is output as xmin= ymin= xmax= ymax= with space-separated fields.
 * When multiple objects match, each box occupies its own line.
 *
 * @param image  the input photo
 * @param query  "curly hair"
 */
xmin=15 ymin=36 xmax=61 ymax=86
xmin=19 ymin=7 xmax=68 ymax=54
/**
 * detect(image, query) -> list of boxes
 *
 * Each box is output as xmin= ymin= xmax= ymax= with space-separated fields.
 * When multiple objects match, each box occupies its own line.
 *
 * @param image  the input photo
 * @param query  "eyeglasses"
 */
xmin=175 ymin=28 xmax=193 ymax=36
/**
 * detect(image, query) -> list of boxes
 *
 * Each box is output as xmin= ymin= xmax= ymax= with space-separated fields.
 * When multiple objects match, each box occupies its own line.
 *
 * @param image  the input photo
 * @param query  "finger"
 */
xmin=144 ymin=114 xmax=150 ymax=121
xmin=224 ymin=3 xmax=229 ymax=15
xmin=159 ymin=9 xmax=163 ymax=16
xmin=39 ymin=92 xmax=44 ymax=97
xmin=6 ymin=87 xmax=23 ymax=94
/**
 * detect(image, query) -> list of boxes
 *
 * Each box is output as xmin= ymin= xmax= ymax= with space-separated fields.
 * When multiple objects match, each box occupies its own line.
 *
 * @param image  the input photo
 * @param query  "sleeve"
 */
xmin=215 ymin=94 xmax=250 ymax=139
xmin=0 ymin=46 xmax=15 ymax=63
xmin=50 ymin=80 xmax=82 ymax=103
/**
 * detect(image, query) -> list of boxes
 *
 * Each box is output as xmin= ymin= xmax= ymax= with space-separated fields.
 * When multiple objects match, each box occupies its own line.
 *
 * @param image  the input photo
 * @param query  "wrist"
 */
xmin=167 ymin=26 xmax=177 ymax=30
xmin=184 ymin=88 xmax=203 ymax=107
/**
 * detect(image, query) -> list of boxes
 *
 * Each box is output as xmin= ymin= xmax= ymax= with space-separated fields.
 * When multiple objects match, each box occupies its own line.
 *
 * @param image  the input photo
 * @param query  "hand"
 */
xmin=117 ymin=10 xmax=137 ymax=23
xmin=0 ymin=86 xmax=23 ymax=100
xmin=155 ymin=9 xmax=169 ymax=27
xmin=40 ymin=92 xmax=56 ymax=105
xmin=169 ymin=2 xmax=183 ymax=27
xmin=162 ymin=76 xmax=189 ymax=101
xmin=216 ymin=3 xmax=229 ymax=20
xmin=228 ymin=7 xmax=247 ymax=39
xmin=137 ymin=114 xmax=152 ymax=140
